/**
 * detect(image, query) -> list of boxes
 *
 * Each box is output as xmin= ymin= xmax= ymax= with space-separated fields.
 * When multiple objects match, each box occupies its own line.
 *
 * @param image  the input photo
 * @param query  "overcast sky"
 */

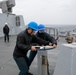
xmin=0 ymin=0 xmax=76 ymax=25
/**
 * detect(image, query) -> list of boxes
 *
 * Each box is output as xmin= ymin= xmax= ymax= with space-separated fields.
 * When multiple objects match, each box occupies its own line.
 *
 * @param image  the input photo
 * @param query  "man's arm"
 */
xmin=32 ymin=35 xmax=50 ymax=46
xmin=46 ymin=33 xmax=57 ymax=45
xmin=16 ymin=34 xmax=31 ymax=51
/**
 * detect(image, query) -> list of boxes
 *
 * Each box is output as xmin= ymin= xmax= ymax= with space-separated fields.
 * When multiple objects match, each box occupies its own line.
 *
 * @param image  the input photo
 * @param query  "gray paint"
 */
xmin=0 ymin=13 xmax=25 ymax=37
xmin=54 ymin=45 xmax=76 ymax=75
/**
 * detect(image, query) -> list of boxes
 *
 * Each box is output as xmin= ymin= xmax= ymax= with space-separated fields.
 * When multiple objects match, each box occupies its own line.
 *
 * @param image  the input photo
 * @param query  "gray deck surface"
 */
xmin=0 ymin=35 xmax=66 ymax=75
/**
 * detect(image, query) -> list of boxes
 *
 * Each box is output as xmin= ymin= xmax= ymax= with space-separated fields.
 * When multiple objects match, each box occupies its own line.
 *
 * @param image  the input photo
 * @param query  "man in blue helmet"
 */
xmin=29 ymin=24 xmax=57 ymax=75
xmin=37 ymin=24 xmax=57 ymax=47
xmin=13 ymin=22 xmax=52 ymax=75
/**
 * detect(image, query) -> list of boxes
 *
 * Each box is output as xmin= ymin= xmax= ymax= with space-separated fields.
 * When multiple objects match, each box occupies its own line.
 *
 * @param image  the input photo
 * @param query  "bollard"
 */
xmin=35 ymin=46 xmax=54 ymax=75
xmin=37 ymin=50 xmax=48 ymax=75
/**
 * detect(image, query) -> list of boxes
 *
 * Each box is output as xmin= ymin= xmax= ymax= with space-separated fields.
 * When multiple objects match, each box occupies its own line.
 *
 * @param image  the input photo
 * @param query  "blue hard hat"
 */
xmin=38 ymin=24 xmax=45 ymax=30
xmin=28 ymin=21 xmax=38 ymax=31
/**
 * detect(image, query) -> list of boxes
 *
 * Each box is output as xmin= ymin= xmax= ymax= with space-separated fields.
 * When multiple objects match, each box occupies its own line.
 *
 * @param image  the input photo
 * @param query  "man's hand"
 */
xmin=53 ymin=44 xmax=57 ymax=48
xmin=49 ymin=42 xmax=52 ymax=46
xmin=31 ymin=46 xmax=36 ymax=51
xmin=49 ymin=43 xmax=57 ymax=48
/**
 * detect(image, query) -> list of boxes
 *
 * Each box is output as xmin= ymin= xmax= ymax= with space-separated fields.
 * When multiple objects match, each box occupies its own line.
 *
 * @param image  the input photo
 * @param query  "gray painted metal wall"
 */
xmin=0 ymin=13 xmax=25 ymax=37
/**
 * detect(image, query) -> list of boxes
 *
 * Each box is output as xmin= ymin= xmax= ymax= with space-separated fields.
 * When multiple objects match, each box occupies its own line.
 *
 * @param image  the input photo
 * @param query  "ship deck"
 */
xmin=0 ymin=35 xmax=66 ymax=75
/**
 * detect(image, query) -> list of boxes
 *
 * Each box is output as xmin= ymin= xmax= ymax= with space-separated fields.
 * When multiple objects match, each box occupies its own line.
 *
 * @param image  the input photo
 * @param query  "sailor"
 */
xmin=3 ymin=23 xmax=10 ymax=42
xmin=13 ymin=21 xmax=52 ymax=75
xmin=29 ymin=24 xmax=57 ymax=74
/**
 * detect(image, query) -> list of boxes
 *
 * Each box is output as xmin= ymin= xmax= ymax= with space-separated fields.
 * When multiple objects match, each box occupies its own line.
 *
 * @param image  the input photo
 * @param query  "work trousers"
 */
xmin=4 ymin=34 xmax=9 ymax=42
xmin=29 ymin=51 xmax=37 ymax=66
xmin=13 ymin=56 xmax=30 ymax=75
